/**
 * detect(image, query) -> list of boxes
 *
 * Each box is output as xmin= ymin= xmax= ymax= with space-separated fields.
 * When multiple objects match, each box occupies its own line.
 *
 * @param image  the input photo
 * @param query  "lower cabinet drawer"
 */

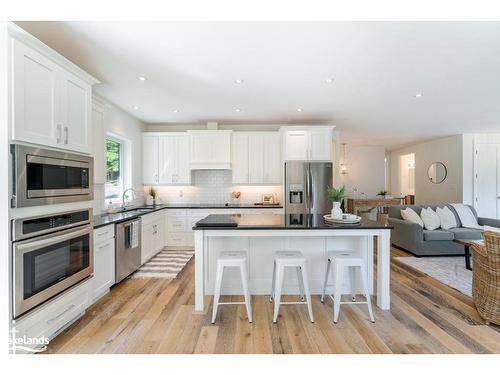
xmin=13 ymin=279 xmax=91 ymax=351
xmin=94 ymin=224 xmax=115 ymax=245
xmin=165 ymin=232 xmax=187 ymax=247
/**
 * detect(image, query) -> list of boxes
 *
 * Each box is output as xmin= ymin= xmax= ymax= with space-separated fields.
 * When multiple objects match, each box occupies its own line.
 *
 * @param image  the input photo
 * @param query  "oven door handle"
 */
xmin=15 ymin=224 xmax=93 ymax=254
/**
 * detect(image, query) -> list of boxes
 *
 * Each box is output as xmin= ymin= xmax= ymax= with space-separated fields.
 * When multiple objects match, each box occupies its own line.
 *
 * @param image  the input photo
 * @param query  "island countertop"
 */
xmin=194 ymin=213 xmax=393 ymax=230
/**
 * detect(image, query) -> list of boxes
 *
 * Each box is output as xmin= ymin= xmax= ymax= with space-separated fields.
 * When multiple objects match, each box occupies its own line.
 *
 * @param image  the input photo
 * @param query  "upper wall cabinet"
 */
xmin=142 ymin=133 xmax=191 ymax=185
xmin=10 ymin=27 xmax=98 ymax=154
xmin=188 ymin=130 xmax=232 ymax=169
xmin=232 ymin=132 xmax=281 ymax=184
xmin=282 ymin=126 xmax=334 ymax=161
xmin=92 ymin=98 xmax=106 ymax=184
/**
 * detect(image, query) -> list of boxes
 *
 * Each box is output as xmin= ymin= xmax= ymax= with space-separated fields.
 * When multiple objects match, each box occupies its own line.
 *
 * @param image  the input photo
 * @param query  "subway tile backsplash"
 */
xmin=146 ymin=170 xmax=282 ymax=205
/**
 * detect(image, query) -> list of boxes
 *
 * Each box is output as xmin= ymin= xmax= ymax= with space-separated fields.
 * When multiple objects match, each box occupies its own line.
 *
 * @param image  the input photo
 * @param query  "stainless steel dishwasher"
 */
xmin=115 ymin=218 xmax=142 ymax=283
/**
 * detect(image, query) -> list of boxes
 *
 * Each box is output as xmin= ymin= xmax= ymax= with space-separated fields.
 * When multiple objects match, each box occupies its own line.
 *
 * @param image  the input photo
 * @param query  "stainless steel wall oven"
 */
xmin=11 ymin=144 xmax=94 ymax=208
xmin=12 ymin=209 xmax=93 ymax=318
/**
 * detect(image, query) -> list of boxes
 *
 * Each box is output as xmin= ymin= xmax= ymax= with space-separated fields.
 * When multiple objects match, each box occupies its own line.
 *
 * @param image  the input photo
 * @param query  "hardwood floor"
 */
xmin=44 ymin=247 xmax=500 ymax=354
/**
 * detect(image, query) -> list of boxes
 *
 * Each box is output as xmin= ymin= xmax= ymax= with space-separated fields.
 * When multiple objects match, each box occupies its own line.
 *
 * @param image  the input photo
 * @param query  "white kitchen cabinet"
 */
xmin=141 ymin=212 xmax=165 ymax=264
xmin=159 ymin=134 xmax=191 ymax=184
xmin=188 ymin=130 xmax=232 ymax=169
xmin=231 ymin=133 xmax=249 ymax=184
xmin=143 ymin=133 xmax=191 ymax=185
xmin=92 ymin=225 xmax=115 ymax=302
xmin=143 ymin=134 xmax=159 ymax=184
xmin=165 ymin=209 xmax=189 ymax=247
xmin=231 ymin=132 xmax=281 ymax=184
xmin=10 ymin=35 xmax=96 ymax=154
xmin=282 ymin=126 xmax=333 ymax=161
xmin=92 ymin=98 xmax=106 ymax=184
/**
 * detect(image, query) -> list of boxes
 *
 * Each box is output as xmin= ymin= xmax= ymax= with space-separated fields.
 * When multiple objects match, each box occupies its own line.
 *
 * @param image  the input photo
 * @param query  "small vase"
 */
xmin=154 ymin=197 xmax=162 ymax=206
xmin=146 ymin=196 xmax=154 ymax=206
xmin=331 ymin=201 xmax=343 ymax=220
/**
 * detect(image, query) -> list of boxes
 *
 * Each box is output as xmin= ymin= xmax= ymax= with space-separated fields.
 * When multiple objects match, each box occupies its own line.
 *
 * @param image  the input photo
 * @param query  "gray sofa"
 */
xmin=388 ymin=204 xmax=500 ymax=256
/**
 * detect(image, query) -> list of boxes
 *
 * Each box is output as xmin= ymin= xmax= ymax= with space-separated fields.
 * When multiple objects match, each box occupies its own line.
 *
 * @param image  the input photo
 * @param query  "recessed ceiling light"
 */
xmin=296 ymin=108 xmax=303 ymax=112
xmin=137 ymin=76 xmax=147 ymax=81
xmin=415 ymin=92 xmax=423 ymax=98
xmin=234 ymin=79 xmax=244 ymax=84
xmin=235 ymin=108 xmax=241 ymax=112
xmin=325 ymin=78 xmax=334 ymax=84
xmin=133 ymin=105 xmax=140 ymax=110
xmin=173 ymin=109 xmax=179 ymax=113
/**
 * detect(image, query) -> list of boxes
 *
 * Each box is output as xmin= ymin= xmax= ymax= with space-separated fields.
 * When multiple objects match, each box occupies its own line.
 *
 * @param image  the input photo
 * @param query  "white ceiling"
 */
xmin=16 ymin=21 xmax=500 ymax=149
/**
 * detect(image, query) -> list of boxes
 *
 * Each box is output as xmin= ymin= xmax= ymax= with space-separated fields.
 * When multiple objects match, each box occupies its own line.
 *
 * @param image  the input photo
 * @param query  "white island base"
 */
xmin=194 ymin=228 xmax=391 ymax=312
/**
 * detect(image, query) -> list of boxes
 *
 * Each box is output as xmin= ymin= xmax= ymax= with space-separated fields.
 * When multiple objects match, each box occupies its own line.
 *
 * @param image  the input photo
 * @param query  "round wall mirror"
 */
xmin=427 ymin=162 xmax=447 ymax=184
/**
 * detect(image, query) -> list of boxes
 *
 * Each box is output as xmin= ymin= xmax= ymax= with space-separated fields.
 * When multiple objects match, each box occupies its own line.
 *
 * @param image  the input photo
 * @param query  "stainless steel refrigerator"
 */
xmin=284 ymin=161 xmax=333 ymax=214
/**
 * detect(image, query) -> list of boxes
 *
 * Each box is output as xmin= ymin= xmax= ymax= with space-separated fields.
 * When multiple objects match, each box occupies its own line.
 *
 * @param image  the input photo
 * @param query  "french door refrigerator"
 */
xmin=284 ymin=161 xmax=333 ymax=214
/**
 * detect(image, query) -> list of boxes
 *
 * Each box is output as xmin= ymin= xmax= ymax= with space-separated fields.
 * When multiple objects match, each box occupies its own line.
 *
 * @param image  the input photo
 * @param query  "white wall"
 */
xmin=390 ymin=135 xmax=464 ymax=204
xmin=339 ymin=145 xmax=387 ymax=198
xmin=93 ymin=98 xmax=146 ymax=213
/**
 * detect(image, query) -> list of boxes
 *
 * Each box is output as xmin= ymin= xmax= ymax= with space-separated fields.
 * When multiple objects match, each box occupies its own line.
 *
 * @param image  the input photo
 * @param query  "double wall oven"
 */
xmin=11 ymin=144 xmax=93 ymax=208
xmin=12 ymin=209 xmax=94 ymax=318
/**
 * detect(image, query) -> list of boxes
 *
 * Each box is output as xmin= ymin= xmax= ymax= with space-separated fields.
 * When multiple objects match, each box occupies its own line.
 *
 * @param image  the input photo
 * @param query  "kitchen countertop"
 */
xmin=193 ymin=214 xmax=393 ymax=230
xmin=92 ymin=203 xmax=283 ymax=229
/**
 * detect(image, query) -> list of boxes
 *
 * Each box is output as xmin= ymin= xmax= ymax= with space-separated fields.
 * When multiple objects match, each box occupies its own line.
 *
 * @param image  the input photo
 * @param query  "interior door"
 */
xmin=475 ymin=143 xmax=500 ymax=218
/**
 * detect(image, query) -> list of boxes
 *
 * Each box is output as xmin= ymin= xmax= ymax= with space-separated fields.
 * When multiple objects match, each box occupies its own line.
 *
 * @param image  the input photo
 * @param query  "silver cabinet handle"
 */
xmin=56 ymin=124 xmax=62 ymax=143
xmin=46 ymin=304 xmax=75 ymax=324
xmin=64 ymin=126 xmax=69 ymax=144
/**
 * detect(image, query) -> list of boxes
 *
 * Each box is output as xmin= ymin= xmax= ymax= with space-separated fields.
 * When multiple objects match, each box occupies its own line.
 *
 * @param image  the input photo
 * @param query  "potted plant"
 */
xmin=377 ymin=190 xmax=389 ymax=199
xmin=146 ymin=186 xmax=157 ymax=206
xmin=327 ymin=186 xmax=346 ymax=220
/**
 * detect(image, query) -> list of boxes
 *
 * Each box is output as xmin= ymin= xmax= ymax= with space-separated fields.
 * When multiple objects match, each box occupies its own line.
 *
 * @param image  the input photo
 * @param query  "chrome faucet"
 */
xmin=121 ymin=188 xmax=137 ymax=209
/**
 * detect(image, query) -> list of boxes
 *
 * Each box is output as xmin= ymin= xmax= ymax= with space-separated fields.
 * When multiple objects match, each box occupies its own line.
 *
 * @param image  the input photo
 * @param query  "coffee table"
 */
xmin=453 ymin=239 xmax=484 ymax=271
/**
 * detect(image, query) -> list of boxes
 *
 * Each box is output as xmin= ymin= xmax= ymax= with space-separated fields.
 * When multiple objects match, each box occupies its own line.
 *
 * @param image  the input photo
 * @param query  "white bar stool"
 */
xmin=212 ymin=251 xmax=252 ymax=324
xmin=321 ymin=251 xmax=375 ymax=323
xmin=270 ymin=251 xmax=314 ymax=323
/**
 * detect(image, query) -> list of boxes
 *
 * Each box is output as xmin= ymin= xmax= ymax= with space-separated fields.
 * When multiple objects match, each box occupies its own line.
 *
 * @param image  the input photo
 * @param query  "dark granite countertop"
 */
xmin=93 ymin=203 xmax=283 ymax=229
xmin=193 ymin=214 xmax=393 ymax=230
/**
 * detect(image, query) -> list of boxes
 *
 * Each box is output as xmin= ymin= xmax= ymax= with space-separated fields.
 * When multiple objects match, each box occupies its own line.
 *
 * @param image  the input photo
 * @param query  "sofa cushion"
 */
xmin=446 ymin=227 xmax=483 ymax=240
xmin=420 ymin=207 xmax=441 ymax=230
xmin=423 ymin=229 xmax=455 ymax=241
xmin=401 ymin=208 xmax=424 ymax=227
xmin=436 ymin=206 xmax=457 ymax=229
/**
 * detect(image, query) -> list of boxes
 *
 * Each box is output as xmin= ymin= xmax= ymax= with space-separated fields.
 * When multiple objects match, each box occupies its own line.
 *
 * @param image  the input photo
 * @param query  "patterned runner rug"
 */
xmin=395 ymin=256 xmax=472 ymax=297
xmin=132 ymin=249 xmax=194 ymax=279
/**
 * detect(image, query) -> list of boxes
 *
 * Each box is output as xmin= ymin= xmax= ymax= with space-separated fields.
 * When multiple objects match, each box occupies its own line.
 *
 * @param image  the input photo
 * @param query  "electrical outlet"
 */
xmin=179 ymin=190 xmax=183 ymax=197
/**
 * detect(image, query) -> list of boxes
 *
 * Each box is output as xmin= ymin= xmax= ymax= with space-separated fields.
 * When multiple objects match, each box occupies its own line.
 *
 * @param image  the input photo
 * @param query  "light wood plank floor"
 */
xmin=44 ymin=247 xmax=500 ymax=354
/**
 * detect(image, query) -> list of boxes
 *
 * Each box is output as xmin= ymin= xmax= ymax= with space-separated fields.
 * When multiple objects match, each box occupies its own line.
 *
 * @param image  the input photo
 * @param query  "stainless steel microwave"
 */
xmin=11 ymin=144 xmax=94 ymax=208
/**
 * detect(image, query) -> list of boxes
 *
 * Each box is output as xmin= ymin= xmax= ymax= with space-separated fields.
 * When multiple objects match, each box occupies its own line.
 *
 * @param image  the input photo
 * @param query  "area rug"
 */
xmin=395 ymin=256 xmax=472 ymax=297
xmin=132 ymin=249 xmax=194 ymax=279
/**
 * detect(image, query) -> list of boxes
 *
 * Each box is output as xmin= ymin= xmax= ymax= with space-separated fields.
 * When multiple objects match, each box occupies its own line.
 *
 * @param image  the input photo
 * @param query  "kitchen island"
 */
xmin=193 ymin=214 xmax=392 ymax=312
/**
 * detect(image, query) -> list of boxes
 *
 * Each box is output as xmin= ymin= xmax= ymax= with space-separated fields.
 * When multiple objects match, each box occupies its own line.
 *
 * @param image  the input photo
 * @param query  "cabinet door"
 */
xmin=284 ymin=131 xmax=309 ymax=160
xmin=92 ymin=102 xmax=106 ymax=184
xmin=249 ymin=134 xmax=264 ymax=183
xmin=141 ymin=223 xmax=155 ymax=264
xmin=190 ymin=134 xmax=212 ymax=163
xmin=60 ymin=71 xmax=92 ymax=153
xmin=92 ymin=238 xmax=115 ymax=301
xmin=263 ymin=133 xmax=282 ymax=183
xmin=143 ymin=135 xmax=159 ymax=184
xmin=309 ymin=129 xmax=331 ymax=161
xmin=153 ymin=220 xmax=165 ymax=254
xmin=158 ymin=135 xmax=176 ymax=184
xmin=212 ymin=133 xmax=231 ymax=163
xmin=175 ymin=135 xmax=191 ymax=184
xmin=11 ymin=38 xmax=59 ymax=148
xmin=232 ymin=133 xmax=249 ymax=183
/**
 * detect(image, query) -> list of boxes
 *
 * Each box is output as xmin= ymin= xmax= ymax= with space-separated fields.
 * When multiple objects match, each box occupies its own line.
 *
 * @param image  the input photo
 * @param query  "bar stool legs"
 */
xmin=270 ymin=251 xmax=314 ymax=323
xmin=211 ymin=251 xmax=252 ymax=324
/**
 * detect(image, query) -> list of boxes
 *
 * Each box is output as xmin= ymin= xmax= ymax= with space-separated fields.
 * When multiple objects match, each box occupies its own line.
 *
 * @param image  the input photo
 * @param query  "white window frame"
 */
xmin=105 ymin=133 xmax=132 ymax=205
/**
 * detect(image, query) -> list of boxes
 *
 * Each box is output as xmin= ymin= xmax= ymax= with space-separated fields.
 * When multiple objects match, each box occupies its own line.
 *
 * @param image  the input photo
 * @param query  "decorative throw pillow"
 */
xmin=436 ymin=206 xmax=457 ymax=230
xmin=401 ymin=208 xmax=424 ymax=227
xmin=420 ymin=207 xmax=441 ymax=230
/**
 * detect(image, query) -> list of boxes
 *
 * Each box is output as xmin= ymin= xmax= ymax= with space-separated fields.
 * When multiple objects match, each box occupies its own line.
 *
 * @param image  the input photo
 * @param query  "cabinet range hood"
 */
xmin=188 ymin=123 xmax=232 ymax=170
